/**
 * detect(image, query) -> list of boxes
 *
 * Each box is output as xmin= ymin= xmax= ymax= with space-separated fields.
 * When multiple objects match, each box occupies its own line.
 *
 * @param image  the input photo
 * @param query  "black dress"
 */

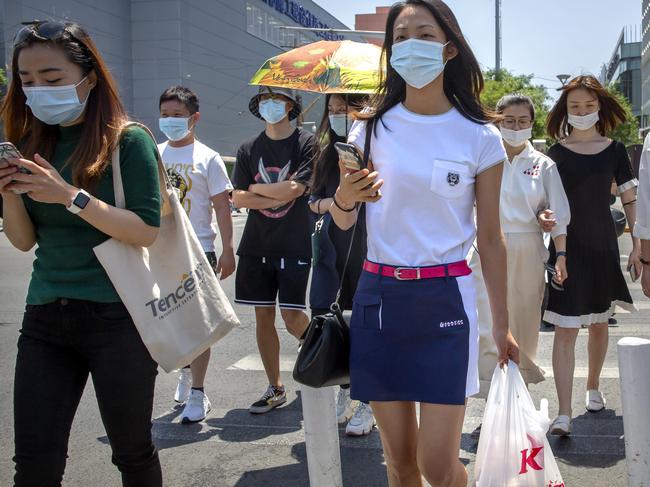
xmin=544 ymin=141 xmax=636 ymax=327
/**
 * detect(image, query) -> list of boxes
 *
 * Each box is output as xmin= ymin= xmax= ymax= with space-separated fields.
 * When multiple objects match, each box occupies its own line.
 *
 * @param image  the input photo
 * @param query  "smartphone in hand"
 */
xmin=334 ymin=142 xmax=364 ymax=173
xmin=628 ymin=263 xmax=639 ymax=282
xmin=0 ymin=141 xmax=30 ymax=194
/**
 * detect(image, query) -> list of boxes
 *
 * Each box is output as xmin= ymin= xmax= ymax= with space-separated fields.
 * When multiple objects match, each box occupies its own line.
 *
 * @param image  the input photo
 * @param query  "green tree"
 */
xmin=481 ymin=69 xmax=551 ymax=139
xmin=0 ymin=68 xmax=6 ymax=97
xmin=606 ymin=83 xmax=641 ymax=146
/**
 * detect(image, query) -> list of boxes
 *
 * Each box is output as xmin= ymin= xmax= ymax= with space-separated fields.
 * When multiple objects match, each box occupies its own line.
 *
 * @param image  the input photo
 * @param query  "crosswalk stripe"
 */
xmin=540 ymin=366 xmax=619 ymax=379
xmin=227 ymin=353 xmax=296 ymax=372
xmin=227 ymin=354 xmax=622 ymax=379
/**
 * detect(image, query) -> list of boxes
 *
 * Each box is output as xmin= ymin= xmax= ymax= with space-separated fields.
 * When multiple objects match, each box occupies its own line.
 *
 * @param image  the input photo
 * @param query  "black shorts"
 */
xmin=235 ymin=256 xmax=311 ymax=310
xmin=205 ymin=251 xmax=217 ymax=271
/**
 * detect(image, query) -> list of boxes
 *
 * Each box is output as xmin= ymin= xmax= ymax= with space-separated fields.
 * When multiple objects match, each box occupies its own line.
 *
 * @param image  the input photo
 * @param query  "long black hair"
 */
xmin=311 ymin=93 xmax=367 ymax=195
xmin=359 ymin=0 xmax=494 ymax=133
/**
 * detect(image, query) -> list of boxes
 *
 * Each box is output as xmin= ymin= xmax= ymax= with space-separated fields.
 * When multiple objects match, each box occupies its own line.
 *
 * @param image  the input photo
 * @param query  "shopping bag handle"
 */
xmin=111 ymin=121 xmax=173 ymax=212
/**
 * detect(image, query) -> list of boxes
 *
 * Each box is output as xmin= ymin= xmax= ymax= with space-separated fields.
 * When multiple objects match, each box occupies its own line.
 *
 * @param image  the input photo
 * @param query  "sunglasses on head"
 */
xmin=544 ymin=262 xmax=564 ymax=292
xmin=13 ymin=20 xmax=78 ymax=47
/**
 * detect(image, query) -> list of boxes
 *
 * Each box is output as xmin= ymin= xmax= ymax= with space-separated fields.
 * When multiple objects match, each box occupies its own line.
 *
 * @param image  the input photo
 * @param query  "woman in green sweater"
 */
xmin=0 ymin=21 xmax=162 ymax=486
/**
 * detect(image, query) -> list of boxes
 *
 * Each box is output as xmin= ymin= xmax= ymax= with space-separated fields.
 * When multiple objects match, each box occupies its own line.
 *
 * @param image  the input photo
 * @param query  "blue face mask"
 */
xmin=390 ymin=39 xmax=448 ymax=89
xmin=259 ymin=99 xmax=288 ymax=124
xmin=329 ymin=114 xmax=352 ymax=137
xmin=159 ymin=117 xmax=191 ymax=141
xmin=23 ymin=77 xmax=91 ymax=125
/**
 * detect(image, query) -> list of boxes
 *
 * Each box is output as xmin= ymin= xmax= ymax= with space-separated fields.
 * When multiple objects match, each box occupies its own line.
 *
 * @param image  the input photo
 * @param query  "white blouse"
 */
xmin=500 ymin=142 xmax=570 ymax=239
xmin=634 ymin=133 xmax=650 ymax=240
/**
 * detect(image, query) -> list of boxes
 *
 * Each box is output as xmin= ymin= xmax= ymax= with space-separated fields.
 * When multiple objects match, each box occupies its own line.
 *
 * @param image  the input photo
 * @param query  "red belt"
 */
xmin=362 ymin=260 xmax=472 ymax=280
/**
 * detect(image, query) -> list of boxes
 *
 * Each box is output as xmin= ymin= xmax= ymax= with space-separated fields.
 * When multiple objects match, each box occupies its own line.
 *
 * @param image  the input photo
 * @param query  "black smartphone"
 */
xmin=627 ymin=263 xmax=639 ymax=282
xmin=544 ymin=262 xmax=564 ymax=291
xmin=334 ymin=142 xmax=364 ymax=172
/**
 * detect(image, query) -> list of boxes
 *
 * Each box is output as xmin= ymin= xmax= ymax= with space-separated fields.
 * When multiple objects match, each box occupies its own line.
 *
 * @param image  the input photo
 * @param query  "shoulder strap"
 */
xmin=332 ymin=118 xmax=374 ymax=311
xmin=110 ymin=121 xmax=170 ymax=210
xmin=362 ymin=117 xmax=373 ymax=169
xmin=111 ymin=137 xmax=126 ymax=209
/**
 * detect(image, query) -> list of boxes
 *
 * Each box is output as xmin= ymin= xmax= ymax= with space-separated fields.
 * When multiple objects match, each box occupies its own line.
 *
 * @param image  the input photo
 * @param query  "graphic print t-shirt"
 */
xmin=233 ymin=128 xmax=315 ymax=259
xmin=159 ymin=140 xmax=233 ymax=252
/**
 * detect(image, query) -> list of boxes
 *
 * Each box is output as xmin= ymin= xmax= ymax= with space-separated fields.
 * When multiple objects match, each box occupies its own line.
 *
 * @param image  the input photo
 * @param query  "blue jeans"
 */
xmin=13 ymin=299 xmax=161 ymax=487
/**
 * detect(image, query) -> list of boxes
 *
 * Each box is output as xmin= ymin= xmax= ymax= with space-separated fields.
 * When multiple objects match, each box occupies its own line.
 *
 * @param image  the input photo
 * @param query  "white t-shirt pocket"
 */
xmin=430 ymin=159 xmax=471 ymax=199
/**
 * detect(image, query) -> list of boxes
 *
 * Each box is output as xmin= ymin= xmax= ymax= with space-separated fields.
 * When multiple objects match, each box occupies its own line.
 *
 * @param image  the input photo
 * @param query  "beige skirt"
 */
xmin=471 ymin=232 xmax=547 ymax=397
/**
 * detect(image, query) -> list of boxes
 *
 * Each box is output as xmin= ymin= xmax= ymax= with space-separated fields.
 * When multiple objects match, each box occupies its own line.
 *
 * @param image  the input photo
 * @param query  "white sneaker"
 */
xmin=336 ymin=388 xmax=354 ymax=424
xmin=549 ymin=415 xmax=572 ymax=436
xmin=174 ymin=368 xmax=192 ymax=403
xmin=346 ymin=402 xmax=375 ymax=437
xmin=586 ymin=390 xmax=606 ymax=412
xmin=181 ymin=389 xmax=211 ymax=423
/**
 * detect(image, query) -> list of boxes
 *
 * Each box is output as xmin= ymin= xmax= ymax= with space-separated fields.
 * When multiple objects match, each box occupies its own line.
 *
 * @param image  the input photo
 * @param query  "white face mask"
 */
xmin=500 ymin=127 xmax=532 ymax=148
xmin=259 ymin=99 xmax=288 ymax=124
xmin=329 ymin=114 xmax=352 ymax=137
xmin=23 ymin=77 xmax=90 ymax=125
xmin=159 ymin=117 xmax=191 ymax=142
xmin=390 ymin=39 xmax=448 ymax=89
xmin=568 ymin=111 xmax=599 ymax=131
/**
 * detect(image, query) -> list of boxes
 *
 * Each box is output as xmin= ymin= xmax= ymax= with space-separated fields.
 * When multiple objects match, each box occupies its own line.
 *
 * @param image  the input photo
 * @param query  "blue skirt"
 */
xmin=349 ymin=268 xmax=479 ymax=405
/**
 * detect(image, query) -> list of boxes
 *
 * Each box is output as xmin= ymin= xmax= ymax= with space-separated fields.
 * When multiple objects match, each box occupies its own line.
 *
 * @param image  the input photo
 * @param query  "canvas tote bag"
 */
xmin=94 ymin=122 xmax=239 ymax=372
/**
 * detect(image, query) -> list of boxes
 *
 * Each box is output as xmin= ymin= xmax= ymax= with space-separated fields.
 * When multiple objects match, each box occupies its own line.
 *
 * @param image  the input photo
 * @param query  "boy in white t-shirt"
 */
xmin=158 ymin=86 xmax=235 ymax=423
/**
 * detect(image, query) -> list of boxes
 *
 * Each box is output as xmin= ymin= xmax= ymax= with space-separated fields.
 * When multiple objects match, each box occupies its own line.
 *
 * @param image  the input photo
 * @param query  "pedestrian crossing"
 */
xmin=147 ymin=318 xmax=643 ymax=486
xmin=227 ymin=352 xmax=623 ymax=379
xmin=154 ymin=330 xmax=634 ymax=452
xmin=148 ymin=226 xmax=645 ymax=484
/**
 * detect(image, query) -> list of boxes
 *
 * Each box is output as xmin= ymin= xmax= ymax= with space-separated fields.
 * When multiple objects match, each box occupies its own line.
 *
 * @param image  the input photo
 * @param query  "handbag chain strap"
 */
xmin=331 ymin=118 xmax=374 ymax=313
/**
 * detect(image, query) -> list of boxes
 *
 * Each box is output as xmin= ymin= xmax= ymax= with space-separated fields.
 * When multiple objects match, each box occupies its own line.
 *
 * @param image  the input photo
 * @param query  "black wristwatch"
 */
xmin=556 ymin=251 xmax=567 ymax=258
xmin=66 ymin=189 xmax=91 ymax=214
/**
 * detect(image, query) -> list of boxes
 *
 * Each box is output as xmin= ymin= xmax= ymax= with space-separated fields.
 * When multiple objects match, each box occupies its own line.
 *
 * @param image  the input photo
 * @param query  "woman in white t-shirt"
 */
xmin=330 ymin=1 xmax=519 ymax=485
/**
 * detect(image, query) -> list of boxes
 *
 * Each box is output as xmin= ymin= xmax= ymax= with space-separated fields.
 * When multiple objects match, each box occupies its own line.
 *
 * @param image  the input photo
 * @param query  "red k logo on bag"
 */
xmin=519 ymin=434 xmax=544 ymax=474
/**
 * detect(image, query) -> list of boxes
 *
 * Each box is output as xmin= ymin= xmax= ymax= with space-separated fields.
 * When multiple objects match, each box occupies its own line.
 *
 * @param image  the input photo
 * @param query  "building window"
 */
xmin=247 ymin=3 xmax=312 ymax=48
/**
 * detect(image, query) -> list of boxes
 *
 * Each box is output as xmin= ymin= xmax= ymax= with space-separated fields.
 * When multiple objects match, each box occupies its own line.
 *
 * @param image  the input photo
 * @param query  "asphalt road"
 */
xmin=0 ymin=213 xmax=647 ymax=486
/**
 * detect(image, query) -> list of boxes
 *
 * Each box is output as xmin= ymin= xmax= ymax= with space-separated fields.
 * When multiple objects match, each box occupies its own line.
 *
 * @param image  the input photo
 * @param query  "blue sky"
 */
xmin=316 ymin=0 xmax=640 ymax=97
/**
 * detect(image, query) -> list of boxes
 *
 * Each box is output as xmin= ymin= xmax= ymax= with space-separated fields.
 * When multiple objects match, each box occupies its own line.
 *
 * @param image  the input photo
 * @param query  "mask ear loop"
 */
xmin=74 ymin=76 xmax=89 ymax=88
xmin=75 ymin=75 xmax=92 ymax=104
xmin=187 ymin=113 xmax=196 ymax=136
xmin=441 ymin=41 xmax=451 ymax=69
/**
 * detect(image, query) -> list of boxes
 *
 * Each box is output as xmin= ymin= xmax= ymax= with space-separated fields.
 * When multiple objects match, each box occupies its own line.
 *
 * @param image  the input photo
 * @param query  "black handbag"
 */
xmin=292 ymin=301 xmax=351 ymax=387
xmin=293 ymin=120 xmax=373 ymax=388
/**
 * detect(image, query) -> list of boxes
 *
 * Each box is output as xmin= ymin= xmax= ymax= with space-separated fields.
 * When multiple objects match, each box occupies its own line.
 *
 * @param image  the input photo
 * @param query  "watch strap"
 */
xmin=67 ymin=189 xmax=91 ymax=214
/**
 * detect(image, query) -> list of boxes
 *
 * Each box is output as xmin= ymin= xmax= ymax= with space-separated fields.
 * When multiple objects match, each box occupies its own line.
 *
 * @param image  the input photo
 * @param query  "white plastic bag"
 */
xmin=474 ymin=362 xmax=565 ymax=487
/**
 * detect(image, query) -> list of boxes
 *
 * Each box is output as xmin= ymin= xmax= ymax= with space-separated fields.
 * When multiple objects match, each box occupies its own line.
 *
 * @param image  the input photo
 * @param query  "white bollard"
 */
xmin=301 ymin=384 xmax=343 ymax=487
xmin=617 ymin=337 xmax=650 ymax=487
